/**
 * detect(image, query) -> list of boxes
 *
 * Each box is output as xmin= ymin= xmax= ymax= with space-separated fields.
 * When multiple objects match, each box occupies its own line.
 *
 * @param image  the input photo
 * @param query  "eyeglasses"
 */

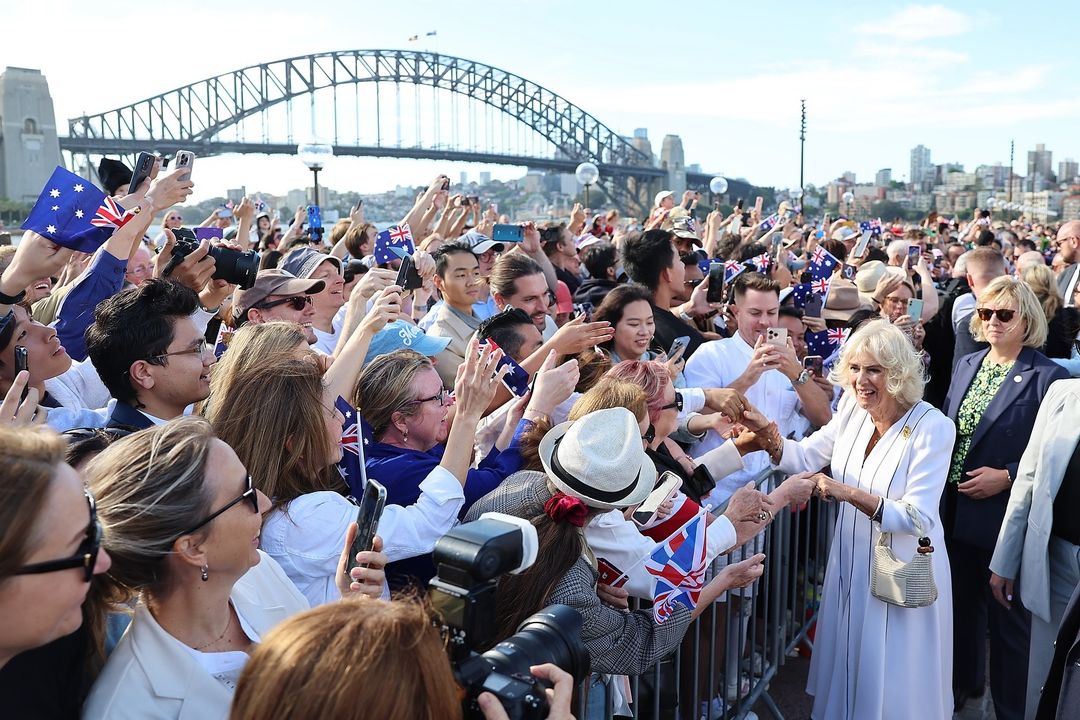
xmin=147 ymin=338 xmax=210 ymax=361
xmin=408 ymin=389 xmax=452 ymax=408
xmin=659 ymin=392 xmax=684 ymax=412
xmin=255 ymin=295 xmax=312 ymax=312
xmin=15 ymin=490 xmax=102 ymax=582
xmin=176 ymin=475 xmax=260 ymax=538
xmin=975 ymin=308 xmax=1017 ymax=323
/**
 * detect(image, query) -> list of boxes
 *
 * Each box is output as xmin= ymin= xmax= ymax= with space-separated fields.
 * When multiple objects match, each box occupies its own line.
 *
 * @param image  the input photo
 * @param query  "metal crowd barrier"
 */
xmin=578 ymin=467 xmax=839 ymax=720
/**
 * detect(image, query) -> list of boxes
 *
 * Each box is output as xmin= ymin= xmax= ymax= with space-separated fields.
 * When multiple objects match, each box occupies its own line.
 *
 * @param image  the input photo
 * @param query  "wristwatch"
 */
xmin=0 ymin=287 xmax=26 ymax=305
xmin=793 ymin=369 xmax=811 ymax=386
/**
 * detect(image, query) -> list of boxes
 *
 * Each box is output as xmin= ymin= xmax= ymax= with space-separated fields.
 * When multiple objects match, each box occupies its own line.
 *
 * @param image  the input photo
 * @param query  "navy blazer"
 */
xmin=105 ymin=401 xmax=156 ymax=431
xmin=943 ymin=347 xmax=1069 ymax=549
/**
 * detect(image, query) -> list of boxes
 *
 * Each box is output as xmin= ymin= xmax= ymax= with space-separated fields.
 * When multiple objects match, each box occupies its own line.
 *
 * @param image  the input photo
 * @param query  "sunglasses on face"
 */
xmin=256 ymin=295 xmax=312 ymax=312
xmin=975 ymin=308 xmax=1016 ymax=323
xmin=659 ymin=392 xmax=684 ymax=412
xmin=176 ymin=474 xmax=260 ymax=538
xmin=14 ymin=490 xmax=102 ymax=582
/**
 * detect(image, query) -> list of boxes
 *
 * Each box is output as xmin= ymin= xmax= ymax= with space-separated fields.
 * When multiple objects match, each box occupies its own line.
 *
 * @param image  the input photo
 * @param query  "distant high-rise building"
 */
xmin=875 ymin=169 xmax=892 ymax=187
xmin=660 ymin=135 xmax=686 ymax=195
xmin=910 ymin=145 xmax=933 ymax=191
xmin=1059 ymin=159 xmax=1078 ymax=184
xmin=634 ymin=128 xmax=649 ymax=139
xmin=841 ymin=171 xmax=856 ymax=184
xmin=1027 ymin=143 xmax=1054 ymax=191
xmin=0 ymin=67 xmax=62 ymax=202
xmin=630 ymin=129 xmax=654 ymax=165
xmin=459 ymin=172 xmax=468 ymax=186
xmin=479 ymin=171 xmax=491 ymax=185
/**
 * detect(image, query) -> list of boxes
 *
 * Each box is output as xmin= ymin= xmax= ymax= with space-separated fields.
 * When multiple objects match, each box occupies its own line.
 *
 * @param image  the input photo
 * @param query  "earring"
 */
xmin=403 ymin=427 xmax=409 ymax=444
xmin=201 ymin=565 xmax=209 ymax=582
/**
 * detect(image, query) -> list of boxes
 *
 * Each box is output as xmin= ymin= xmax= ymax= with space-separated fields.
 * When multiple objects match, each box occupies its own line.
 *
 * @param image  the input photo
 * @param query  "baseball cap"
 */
xmin=555 ymin=281 xmax=573 ymax=314
xmin=232 ymin=270 xmax=325 ymax=323
xmin=462 ymin=230 xmax=505 ymax=255
xmin=363 ymin=320 xmax=451 ymax=366
xmin=654 ymin=190 xmax=674 ymax=207
xmin=671 ymin=217 xmax=699 ymax=243
xmin=575 ymin=233 xmax=602 ymax=251
xmin=281 ymin=247 xmax=343 ymax=279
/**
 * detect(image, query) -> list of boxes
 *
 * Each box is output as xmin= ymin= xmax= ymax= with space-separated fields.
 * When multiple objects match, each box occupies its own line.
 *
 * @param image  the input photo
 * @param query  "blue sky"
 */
xmin=9 ymin=1 xmax=1080 ymax=202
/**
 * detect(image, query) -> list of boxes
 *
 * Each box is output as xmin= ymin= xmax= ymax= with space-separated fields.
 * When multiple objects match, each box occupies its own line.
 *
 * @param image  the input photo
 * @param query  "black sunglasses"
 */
xmin=975 ymin=308 xmax=1016 ymax=323
xmin=15 ymin=490 xmax=101 ymax=582
xmin=659 ymin=392 xmax=684 ymax=412
xmin=177 ymin=475 xmax=259 ymax=538
xmin=255 ymin=295 xmax=312 ymax=312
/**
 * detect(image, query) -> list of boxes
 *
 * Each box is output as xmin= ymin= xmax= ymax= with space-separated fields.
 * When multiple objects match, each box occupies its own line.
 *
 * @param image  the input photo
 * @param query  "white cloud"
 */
xmin=854 ymin=4 xmax=971 ymax=40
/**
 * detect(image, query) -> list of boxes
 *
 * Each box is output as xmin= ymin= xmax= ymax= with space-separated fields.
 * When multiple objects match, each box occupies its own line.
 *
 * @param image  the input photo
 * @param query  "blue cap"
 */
xmin=363 ymin=320 xmax=451 ymax=366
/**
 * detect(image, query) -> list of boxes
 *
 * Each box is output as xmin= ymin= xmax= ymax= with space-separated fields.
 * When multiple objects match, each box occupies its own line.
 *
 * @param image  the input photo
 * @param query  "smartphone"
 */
xmin=467 ymin=195 xmax=480 ymax=206
xmin=491 ymin=224 xmax=524 ymax=243
xmin=480 ymin=339 xmax=531 ymax=396
xmin=906 ymin=297 xmax=924 ymax=320
xmin=735 ymin=198 xmax=745 ymax=211
xmin=765 ymin=327 xmax=788 ymax=348
xmin=393 ymin=252 xmax=424 ymax=291
xmin=632 ymin=472 xmax=683 ymax=526
xmin=127 ymin=152 xmax=156 ymax=194
xmin=218 ymin=207 xmax=234 ymax=219
xmin=803 ymin=294 xmax=823 ymax=319
xmin=841 ymin=264 xmax=857 ymax=281
xmin=668 ymin=336 xmax=690 ymax=360
xmin=173 ymin=151 xmax=194 ymax=180
xmin=907 ymin=245 xmax=921 ymax=264
xmin=441 ymin=177 xmax=450 ymax=191
xmin=572 ymin=302 xmax=593 ymax=322
xmin=753 ymin=196 xmax=764 ymax=219
xmin=851 ymin=230 xmax=872 ymax=259
xmin=306 ymin=205 xmax=323 ymax=230
xmin=596 ymin=557 xmax=628 ymax=589
xmin=194 ymin=227 xmax=224 ymax=241
xmin=14 ymin=345 xmax=28 ymax=402
xmin=803 ymin=355 xmax=824 ymax=377
xmin=707 ymin=262 xmax=725 ymax=303
xmin=345 ymin=478 xmax=386 ymax=578
xmin=354 ymin=199 xmax=363 ymax=212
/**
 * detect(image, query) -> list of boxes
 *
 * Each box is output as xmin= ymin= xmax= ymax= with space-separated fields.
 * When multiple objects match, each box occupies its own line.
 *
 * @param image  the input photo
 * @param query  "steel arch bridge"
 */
xmin=61 ymin=49 xmax=731 ymax=214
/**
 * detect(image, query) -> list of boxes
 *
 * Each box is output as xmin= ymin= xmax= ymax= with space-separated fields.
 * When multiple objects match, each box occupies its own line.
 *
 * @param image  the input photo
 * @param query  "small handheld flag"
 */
xmin=336 ymin=396 xmax=375 ymax=497
xmin=646 ymin=511 xmax=709 ymax=624
xmin=22 ymin=166 xmax=131 ymax=252
xmin=808 ymin=245 xmax=840 ymax=281
xmin=373 ymin=224 xmax=415 ymax=265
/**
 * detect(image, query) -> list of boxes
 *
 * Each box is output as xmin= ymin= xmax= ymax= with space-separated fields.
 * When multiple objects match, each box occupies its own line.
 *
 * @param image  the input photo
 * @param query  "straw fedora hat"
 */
xmin=538 ymin=407 xmax=657 ymax=511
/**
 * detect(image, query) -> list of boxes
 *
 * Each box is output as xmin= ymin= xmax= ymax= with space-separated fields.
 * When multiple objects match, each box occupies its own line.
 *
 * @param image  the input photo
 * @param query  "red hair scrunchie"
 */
xmin=544 ymin=492 xmax=588 ymax=527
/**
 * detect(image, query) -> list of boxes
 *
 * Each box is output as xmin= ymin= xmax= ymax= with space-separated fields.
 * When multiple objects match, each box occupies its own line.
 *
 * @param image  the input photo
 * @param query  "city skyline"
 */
xmin=5 ymin=1 xmax=1080 ymax=201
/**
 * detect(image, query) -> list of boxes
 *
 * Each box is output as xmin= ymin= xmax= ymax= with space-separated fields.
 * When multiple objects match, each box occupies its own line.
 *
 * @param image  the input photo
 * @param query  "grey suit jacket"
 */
xmin=1056 ymin=263 xmax=1079 ymax=302
xmin=426 ymin=303 xmax=479 ymax=389
xmin=465 ymin=470 xmax=693 ymax=676
xmin=990 ymin=379 xmax=1080 ymax=623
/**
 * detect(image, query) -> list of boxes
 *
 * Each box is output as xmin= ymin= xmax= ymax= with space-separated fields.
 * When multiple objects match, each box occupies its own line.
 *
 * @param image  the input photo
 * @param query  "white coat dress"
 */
xmin=778 ymin=393 xmax=956 ymax=720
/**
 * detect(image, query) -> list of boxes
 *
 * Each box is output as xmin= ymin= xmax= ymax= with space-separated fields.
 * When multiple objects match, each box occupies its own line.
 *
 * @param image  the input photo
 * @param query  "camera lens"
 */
xmin=207 ymin=246 xmax=259 ymax=290
xmin=481 ymin=605 xmax=589 ymax=685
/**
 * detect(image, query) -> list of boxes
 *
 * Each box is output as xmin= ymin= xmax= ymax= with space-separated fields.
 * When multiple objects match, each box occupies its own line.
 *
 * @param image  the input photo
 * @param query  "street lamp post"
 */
xmin=298 ymin=142 xmax=334 ymax=207
xmin=709 ymin=176 xmax=728 ymax=210
xmin=575 ymin=162 xmax=599 ymax=210
xmin=842 ymin=191 xmax=855 ymax=218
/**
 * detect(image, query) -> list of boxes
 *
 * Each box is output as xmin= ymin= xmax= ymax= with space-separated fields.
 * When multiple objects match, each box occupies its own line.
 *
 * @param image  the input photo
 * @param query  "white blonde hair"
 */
xmin=830 ymin=319 xmax=925 ymax=409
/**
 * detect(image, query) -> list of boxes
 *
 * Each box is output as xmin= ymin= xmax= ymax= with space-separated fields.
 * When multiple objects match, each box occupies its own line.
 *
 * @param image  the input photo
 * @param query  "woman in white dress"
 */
xmin=771 ymin=319 xmax=956 ymax=719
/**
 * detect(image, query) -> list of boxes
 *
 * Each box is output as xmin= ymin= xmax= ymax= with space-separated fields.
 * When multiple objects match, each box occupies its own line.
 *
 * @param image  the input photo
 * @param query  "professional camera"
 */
xmin=430 ymin=513 xmax=590 ymax=720
xmin=166 ymin=228 xmax=259 ymax=290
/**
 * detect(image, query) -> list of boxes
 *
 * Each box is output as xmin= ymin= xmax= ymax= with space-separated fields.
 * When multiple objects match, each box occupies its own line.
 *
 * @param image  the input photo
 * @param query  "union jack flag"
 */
xmin=336 ymin=396 xmax=374 ymax=497
xmin=646 ymin=511 xmax=709 ymax=624
xmin=724 ymin=259 xmax=746 ymax=284
xmin=828 ymin=327 xmax=849 ymax=345
xmin=809 ymin=245 xmax=840 ymax=281
xmin=90 ymin=196 xmax=134 ymax=230
xmin=750 ymin=253 xmax=771 ymax=274
xmin=810 ymin=277 xmax=831 ymax=296
xmin=373 ymin=223 xmax=416 ymax=265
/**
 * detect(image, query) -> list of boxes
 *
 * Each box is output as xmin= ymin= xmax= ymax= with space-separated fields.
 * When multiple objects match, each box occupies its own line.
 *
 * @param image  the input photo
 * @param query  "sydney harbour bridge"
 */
xmin=57 ymin=49 xmax=749 ymax=215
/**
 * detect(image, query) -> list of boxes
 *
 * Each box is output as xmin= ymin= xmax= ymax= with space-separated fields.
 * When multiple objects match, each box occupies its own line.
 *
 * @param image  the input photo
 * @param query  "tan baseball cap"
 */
xmin=232 ymin=269 xmax=325 ymax=323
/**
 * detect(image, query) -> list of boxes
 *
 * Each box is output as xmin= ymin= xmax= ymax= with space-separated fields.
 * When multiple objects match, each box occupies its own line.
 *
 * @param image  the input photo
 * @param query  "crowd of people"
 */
xmin=2 ymin=155 xmax=1080 ymax=720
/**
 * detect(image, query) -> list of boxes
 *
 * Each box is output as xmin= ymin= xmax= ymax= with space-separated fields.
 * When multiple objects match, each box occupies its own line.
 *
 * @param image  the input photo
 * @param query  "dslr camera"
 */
xmin=430 ymin=513 xmax=589 ymax=720
xmin=167 ymin=228 xmax=259 ymax=290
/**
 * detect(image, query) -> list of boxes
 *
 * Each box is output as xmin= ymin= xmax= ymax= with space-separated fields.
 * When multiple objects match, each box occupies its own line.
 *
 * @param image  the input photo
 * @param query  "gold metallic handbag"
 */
xmin=870 ymin=503 xmax=938 ymax=608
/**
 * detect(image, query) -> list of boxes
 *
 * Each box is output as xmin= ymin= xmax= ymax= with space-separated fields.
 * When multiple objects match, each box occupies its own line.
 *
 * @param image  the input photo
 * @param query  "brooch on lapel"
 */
xmin=901 ymin=426 xmax=912 ymax=439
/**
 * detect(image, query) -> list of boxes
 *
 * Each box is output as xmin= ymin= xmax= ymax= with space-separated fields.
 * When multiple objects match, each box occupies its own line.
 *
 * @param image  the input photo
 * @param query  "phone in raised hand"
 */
xmin=173 ymin=151 xmax=195 ymax=180
xmin=906 ymin=297 xmax=924 ymax=321
xmin=632 ymin=472 xmax=682 ymax=526
xmin=14 ymin=345 xmax=28 ymax=402
xmin=127 ymin=152 xmax=156 ymax=194
xmin=707 ymin=262 xmax=725 ymax=303
xmin=765 ymin=327 xmax=788 ymax=348
xmin=345 ymin=478 xmax=386 ymax=579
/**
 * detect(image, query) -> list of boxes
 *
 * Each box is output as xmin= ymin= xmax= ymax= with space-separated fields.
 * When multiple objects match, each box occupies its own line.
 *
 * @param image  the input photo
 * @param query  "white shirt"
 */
xmin=683 ymin=333 xmax=809 ymax=504
xmin=952 ymin=292 xmax=976 ymax=330
xmin=311 ymin=326 xmax=340 ymax=356
xmin=45 ymin=358 xmax=111 ymax=410
xmin=260 ymin=466 xmax=465 ymax=607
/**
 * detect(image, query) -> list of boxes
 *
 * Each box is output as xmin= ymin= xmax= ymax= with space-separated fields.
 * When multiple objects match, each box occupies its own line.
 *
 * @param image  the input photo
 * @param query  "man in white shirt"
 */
xmin=684 ymin=272 xmax=832 ymax=505
xmin=279 ymin=248 xmax=345 ymax=355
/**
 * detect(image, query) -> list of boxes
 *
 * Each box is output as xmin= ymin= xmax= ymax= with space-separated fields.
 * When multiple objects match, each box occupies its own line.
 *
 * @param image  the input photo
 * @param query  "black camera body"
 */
xmin=168 ymin=228 xmax=259 ymax=290
xmin=429 ymin=515 xmax=589 ymax=720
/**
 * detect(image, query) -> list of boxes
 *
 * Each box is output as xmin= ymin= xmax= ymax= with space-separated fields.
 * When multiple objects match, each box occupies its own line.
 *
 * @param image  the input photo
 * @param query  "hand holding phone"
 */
xmin=14 ymin=346 xmax=28 ymax=402
xmin=346 ymin=478 xmax=387 ymax=578
xmin=706 ymin=262 xmax=725 ymax=304
xmin=765 ymin=327 xmax=788 ymax=348
xmin=632 ymin=472 xmax=683 ymax=526
xmin=667 ymin=336 xmax=690 ymax=361
xmin=392 ymin=251 xmax=424 ymax=291
xmin=803 ymin=355 xmax=824 ymax=377
xmin=127 ymin=152 xmax=156 ymax=194
xmin=906 ymin=297 xmax=924 ymax=321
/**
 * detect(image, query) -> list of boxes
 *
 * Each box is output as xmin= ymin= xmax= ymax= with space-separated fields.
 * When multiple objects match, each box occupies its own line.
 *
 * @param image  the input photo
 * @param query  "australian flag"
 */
xmin=790 ymin=282 xmax=814 ymax=309
xmin=806 ymin=327 xmax=849 ymax=358
xmin=373 ymin=224 xmax=415 ymax=265
xmin=336 ymin=396 xmax=375 ymax=497
xmin=808 ymin=245 xmax=840 ymax=281
xmin=22 ymin=167 xmax=131 ymax=252
xmin=758 ymin=212 xmax=780 ymax=233
xmin=724 ymin=259 xmax=746 ymax=285
xmin=646 ymin=511 xmax=709 ymax=624
xmin=859 ymin=219 xmax=882 ymax=236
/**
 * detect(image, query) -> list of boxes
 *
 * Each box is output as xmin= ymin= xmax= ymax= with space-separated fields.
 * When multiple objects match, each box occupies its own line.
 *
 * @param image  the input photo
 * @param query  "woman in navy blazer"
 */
xmin=942 ymin=276 xmax=1068 ymax=720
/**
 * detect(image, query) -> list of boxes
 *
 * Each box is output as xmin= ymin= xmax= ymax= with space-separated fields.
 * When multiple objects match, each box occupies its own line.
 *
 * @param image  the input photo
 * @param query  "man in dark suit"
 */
xmin=86 ymin=279 xmax=215 ymax=430
xmin=1054 ymin=221 xmax=1080 ymax=303
xmin=1036 ymin=582 xmax=1080 ymax=719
